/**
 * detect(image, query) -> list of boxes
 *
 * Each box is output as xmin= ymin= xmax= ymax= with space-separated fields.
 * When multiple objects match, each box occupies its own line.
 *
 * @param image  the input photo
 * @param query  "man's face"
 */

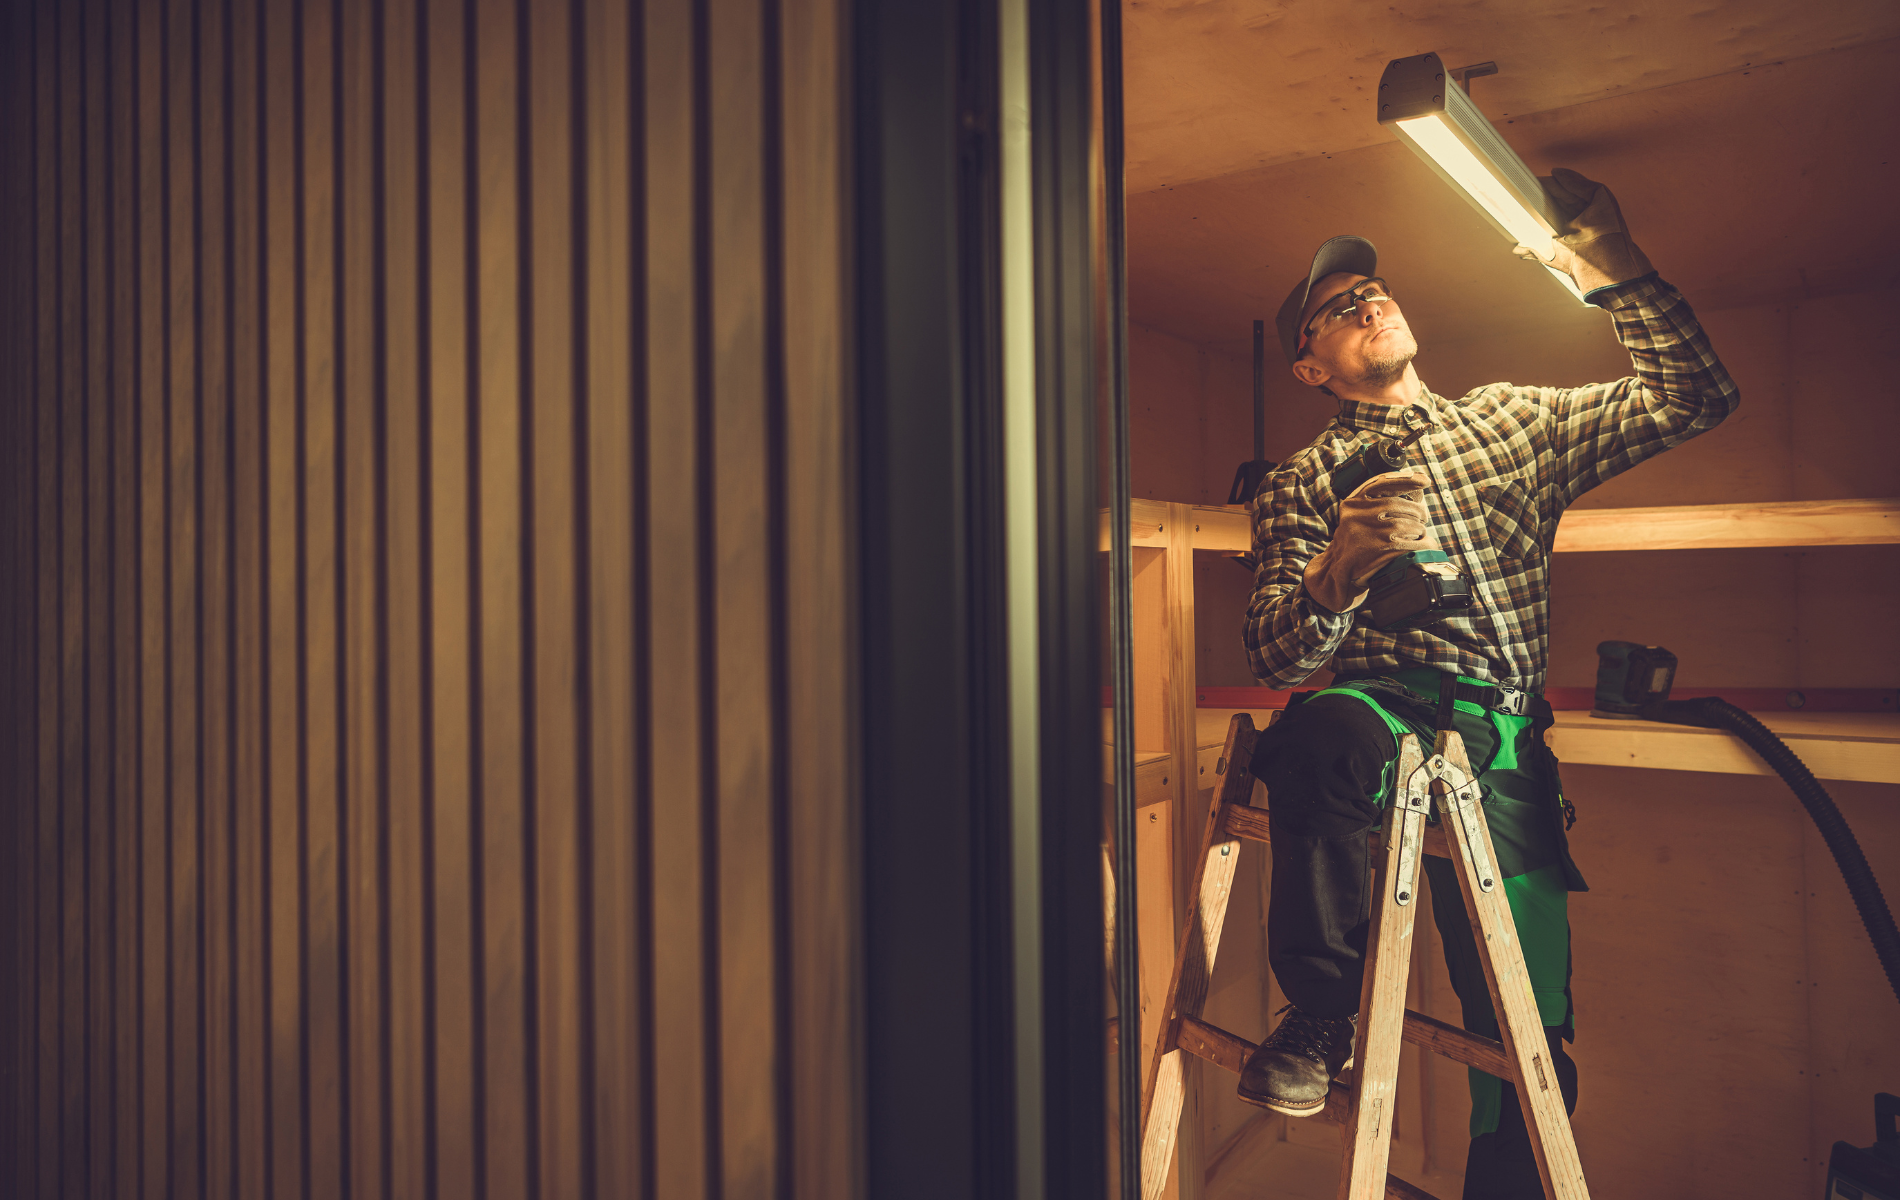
xmin=1295 ymin=272 xmax=1418 ymax=390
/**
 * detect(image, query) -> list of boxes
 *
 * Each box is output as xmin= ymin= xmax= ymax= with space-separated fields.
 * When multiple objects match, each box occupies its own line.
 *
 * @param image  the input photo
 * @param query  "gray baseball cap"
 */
xmin=1276 ymin=235 xmax=1379 ymax=367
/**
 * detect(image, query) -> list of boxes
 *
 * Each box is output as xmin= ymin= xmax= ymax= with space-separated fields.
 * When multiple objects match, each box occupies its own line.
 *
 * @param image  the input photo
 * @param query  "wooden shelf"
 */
xmin=1107 ymin=499 xmax=1251 ymax=551
xmin=1547 ymin=710 xmax=1899 ymax=784
xmin=1550 ymin=497 xmax=1900 ymax=552
xmin=1107 ymin=497 xmax=1900 ymax=554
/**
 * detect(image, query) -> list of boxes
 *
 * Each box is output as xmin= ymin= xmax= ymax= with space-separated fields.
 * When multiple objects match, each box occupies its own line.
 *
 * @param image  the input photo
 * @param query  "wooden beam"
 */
xmin=1551 ymin=497 xmax=1899 ymax=552
xmin=1162 ymin=501 xmax=1204 ymax=1200
xmin=1185 ymin=504 xmax=1251 ymax=552
xmin=1101 ymin=497 xmax=1172 ymax=550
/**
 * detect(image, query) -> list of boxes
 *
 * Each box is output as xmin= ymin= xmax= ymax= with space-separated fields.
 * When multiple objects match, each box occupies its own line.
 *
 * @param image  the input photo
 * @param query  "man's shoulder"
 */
xmin=1267 ymin=422 xmax=1358 ymax=484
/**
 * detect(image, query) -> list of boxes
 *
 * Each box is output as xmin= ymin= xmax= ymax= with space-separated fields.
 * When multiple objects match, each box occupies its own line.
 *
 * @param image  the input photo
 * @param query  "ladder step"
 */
xmin=1383 ymin=1174 xmax=1441 ymax=1199
xmin=1173 ymin=1011 xmax=1509 ymax=1082
xmin=1173 ymin=1020 xmax=1441 ymax=1197
xmin=1401 ymin=1008 xmax=1511 ymax=1079
xmin=1218 ymin=802 xmax=1450 ymax=858
xmin=1217 ymin=801 xmax=1272 ymax=842
xmin=1175 ymin=1015 xmax=1252 ymax=1075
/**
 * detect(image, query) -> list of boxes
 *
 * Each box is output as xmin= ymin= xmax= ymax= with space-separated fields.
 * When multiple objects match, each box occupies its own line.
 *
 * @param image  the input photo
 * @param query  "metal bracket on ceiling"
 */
xmin=1449 ymin=61 xmax=1499 ymax=95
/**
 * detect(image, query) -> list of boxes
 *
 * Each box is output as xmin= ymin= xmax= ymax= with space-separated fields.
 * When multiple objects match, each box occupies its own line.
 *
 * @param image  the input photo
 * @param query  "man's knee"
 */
xmin=1254 ymin=693 xmax=1396 ymax=837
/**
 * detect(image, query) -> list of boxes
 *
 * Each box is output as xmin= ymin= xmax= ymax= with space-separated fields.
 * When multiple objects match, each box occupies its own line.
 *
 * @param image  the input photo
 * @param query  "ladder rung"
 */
xmin=1384 ymin=1173 xmax=1441 ymax=1199
xmin=1171 ymin=1023 xmax=1440 ymax=1197
xmin=1402 ymin=1008 xmax=1511 ymax=1078
xmin=1217 ymin=802 xmax=1271 ymax=842
xmin=1169 ymin=1005 xmax=1512 ymax=1092
xmin=1174 ymin=1010 xmax=1511 ymax=1095
xmin=1217 ymin=802 xmax=1451 ymax=858
xmin=1175 ymin=1015 xmax=1253 ymax=1075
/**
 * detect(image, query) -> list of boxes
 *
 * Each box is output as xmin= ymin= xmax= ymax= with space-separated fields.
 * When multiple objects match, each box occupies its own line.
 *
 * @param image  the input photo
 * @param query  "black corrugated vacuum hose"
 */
xmin=1646 ymin=696 xmax=1900 ymax=1007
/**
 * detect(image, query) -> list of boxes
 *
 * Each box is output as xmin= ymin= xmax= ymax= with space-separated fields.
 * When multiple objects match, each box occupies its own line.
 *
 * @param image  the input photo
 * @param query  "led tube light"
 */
xmin=1377 ymin=53 xmax=1587 ymax=304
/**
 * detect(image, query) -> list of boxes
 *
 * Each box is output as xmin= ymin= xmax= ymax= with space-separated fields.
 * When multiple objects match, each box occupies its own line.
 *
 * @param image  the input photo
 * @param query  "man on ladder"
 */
xmin=1239 ymin=171 xmax=1740 ymax=1197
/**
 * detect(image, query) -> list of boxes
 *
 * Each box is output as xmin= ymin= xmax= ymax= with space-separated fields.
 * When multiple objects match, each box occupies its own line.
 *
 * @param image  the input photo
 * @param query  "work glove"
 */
xmin=1302 ymin=471 xmax=1436 ymax=614
xmin=1512 ymin=167 xmax=1654 ymax=298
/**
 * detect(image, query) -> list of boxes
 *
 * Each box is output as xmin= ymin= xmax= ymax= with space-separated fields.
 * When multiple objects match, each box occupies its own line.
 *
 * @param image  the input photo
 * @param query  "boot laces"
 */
xmin=1264 ymin=1004 xmax=1353 ymax=1066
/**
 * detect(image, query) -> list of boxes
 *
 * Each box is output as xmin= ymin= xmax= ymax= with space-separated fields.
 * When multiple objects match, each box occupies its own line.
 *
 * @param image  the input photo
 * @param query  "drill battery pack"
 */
xmin=1361 ymin=549 xmax=1473 ymax=631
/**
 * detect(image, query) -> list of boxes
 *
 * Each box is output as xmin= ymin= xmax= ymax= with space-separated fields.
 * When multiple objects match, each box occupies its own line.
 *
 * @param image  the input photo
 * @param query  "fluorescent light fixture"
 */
xmin=1377 ymin=53 xmax=1586 ymax=304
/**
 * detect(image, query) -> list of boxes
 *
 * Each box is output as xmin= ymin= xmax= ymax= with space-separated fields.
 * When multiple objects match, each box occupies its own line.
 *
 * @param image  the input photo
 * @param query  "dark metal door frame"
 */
xmin=851 ymin=0 xmax=1119 ymax=1193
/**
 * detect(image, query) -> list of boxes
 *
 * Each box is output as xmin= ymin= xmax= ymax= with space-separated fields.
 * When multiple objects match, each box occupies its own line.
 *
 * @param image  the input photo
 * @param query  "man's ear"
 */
xmin=1291 ymin=357 xmax=1331 ymax=389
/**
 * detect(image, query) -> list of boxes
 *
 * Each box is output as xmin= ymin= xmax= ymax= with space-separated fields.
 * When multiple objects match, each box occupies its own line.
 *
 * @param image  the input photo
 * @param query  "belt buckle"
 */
xmin=1493 ymin=685 xmax=1529 ymax=716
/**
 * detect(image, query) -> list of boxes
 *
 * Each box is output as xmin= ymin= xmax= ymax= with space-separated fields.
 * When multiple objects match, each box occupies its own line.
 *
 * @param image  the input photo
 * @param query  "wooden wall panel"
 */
xmin=0 ymin=0 xmax=857 ymax=1196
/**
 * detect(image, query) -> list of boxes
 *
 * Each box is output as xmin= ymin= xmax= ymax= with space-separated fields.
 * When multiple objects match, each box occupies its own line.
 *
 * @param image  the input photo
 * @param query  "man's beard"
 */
xmin=1353 ymin=331 xmax=1417 ymax=388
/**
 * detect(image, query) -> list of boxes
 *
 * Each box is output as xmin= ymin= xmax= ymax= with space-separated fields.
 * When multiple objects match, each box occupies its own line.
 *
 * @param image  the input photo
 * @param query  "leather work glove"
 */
xmin=1302 ymin=471 xmax=1437 ymax=614
xmin=1512 ymin=167 xmax=1654 ymax=298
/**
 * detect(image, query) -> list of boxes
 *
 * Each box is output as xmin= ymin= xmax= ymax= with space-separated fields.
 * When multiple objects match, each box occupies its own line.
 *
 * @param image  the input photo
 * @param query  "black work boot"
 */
xmin=1236 ymin=1004 xmax=1357 ymax=1116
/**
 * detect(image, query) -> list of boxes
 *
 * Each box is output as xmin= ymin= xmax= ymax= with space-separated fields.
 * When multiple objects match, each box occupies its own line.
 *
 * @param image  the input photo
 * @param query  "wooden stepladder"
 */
xmin=1136 ymin=713 xmax=1591 ymax=1200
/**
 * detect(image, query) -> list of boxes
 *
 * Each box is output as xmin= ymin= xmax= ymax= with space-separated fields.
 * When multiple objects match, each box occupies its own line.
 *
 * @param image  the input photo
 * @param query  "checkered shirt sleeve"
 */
xmin=1243 ymin=276 xmax=1740 ymax=691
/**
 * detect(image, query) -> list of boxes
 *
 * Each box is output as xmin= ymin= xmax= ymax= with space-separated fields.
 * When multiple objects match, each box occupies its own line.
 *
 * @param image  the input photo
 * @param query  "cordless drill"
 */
xmin=1331 ymin=429 xmax=1472 ymax=631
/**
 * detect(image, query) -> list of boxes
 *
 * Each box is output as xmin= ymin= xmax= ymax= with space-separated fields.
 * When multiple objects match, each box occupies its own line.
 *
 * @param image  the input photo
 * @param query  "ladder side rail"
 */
xmin=1436 ymin=730 xmax=1591 ymax=1200
xmin=1137 ymin=714 xmax=1259 ymax=1200
xmin=1337 ymin=734 xmax=1429 ymax=1200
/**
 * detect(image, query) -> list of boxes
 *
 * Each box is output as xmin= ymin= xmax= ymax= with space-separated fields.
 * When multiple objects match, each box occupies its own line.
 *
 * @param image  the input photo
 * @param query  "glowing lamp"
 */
xmin=1377 ymin=53 xmax=1587 ymax=304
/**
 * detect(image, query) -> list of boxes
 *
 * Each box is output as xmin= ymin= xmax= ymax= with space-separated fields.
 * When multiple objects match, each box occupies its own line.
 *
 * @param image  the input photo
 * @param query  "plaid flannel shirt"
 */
xmin=1244 ymin=276 xmax=1739 ymax=692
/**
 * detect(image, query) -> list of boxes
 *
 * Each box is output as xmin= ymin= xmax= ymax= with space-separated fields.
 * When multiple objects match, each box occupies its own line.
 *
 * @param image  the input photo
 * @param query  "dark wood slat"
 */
xmin=224 ymin=1 xmax=270 ymax=1195
xmin=298 ymin=0 xmax=347 ymax=1191
xmin=337 ymin=0 xmax=385 ymax=1187
xmin=470 ymin=0 xmax=533 ymax=1191
xmin=258 ymin=0 xmax=308 ymax=1192
xmin=377 ymin=0 xmax=429 ymax=1195
xmin=195 ymin=0 xmax=238 ymax=1187
xmin=643 ymin=0 xmax=713 ymax=1194
xmin=779 ymin=0 xmax=853 ymax=1193
xmin=706 ymin=0 xmax=779 ymax=1189
xmin=525 ymin=0 xmax=586 ymax=1189
xmin=418 ymin=0 xmax=479 ymax=1194
xmin=578 ymin=0 xmax=643 ymax=1191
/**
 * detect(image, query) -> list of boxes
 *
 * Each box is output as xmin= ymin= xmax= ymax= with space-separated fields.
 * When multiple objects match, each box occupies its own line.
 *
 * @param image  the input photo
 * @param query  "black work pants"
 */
xmin=1253 ymin=689 xmax=1580 ymax=1199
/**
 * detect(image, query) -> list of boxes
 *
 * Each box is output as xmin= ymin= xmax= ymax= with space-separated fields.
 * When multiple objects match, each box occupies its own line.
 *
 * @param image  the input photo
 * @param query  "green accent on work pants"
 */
xmin=1308 ymin=670 xmax=1583 ymax=1138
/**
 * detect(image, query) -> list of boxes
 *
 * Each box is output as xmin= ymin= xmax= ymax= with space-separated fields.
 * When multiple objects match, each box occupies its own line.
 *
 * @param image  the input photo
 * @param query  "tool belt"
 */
xmin=1328 ymin=670 xmax=1537 ymax=717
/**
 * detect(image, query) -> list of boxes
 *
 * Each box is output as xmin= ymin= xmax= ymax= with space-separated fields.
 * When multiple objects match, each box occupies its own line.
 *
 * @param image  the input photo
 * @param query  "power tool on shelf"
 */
xmin=1331 ymin=427 xmax=1473 ymax=631
xmin=1588 ymin=641 xmax=1678 ymax=718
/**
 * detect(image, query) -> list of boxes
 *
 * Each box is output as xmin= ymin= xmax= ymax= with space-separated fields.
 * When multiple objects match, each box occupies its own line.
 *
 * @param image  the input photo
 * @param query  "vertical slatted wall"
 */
xmin=0 ymin=0 xmax=858 ymax=1196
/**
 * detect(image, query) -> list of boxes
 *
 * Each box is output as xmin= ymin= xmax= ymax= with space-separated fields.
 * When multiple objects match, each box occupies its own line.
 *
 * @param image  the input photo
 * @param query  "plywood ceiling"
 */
xmin=1124 ymin=0 xmax=1900 ymax=193
xmin=1123 ymin=10 xmax=1900 ymax=361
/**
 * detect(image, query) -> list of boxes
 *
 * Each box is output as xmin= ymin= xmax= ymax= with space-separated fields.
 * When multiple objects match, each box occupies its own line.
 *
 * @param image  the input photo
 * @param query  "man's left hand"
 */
xmin=1512 ymin=167 xmax=1654 ymax=297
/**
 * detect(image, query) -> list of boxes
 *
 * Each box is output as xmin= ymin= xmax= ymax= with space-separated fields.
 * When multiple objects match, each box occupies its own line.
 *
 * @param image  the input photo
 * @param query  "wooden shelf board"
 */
xmin=1547 ymin=709 xmax=1899 ymax=784
xmin=1552 ymin=497 xmax=1899 ymax=552
xmin=1107 ymin=497 xmax=1900 ymax=553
